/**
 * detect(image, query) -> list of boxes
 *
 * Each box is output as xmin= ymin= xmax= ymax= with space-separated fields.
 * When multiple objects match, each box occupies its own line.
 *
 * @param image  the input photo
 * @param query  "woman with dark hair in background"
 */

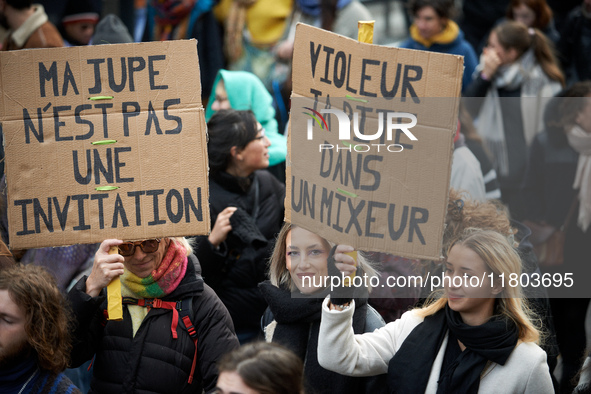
xmin=216 ymin=342 xmax=305 ymax=394
xmin=195 ymin=109 xmax=285 ymax=344
xmin=206 ymin=70 xmax=287 ymax=182
xmin=506 ymin=0 xmax=560 ymax=44
xmin=464 ymin=20 xmax=564 ymax=220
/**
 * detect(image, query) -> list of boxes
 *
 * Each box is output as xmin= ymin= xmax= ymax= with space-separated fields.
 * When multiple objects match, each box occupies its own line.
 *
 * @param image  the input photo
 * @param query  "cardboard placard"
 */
xmin=0 ymin=40 xmax=210 ymax=249
xmin=287 ymin=24 xmax=463 ymax=260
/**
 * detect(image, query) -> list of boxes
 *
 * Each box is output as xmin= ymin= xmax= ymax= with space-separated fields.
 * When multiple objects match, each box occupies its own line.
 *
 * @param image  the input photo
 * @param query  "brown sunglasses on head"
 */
xmin=118 ymin=239 xmax=161 ymax=256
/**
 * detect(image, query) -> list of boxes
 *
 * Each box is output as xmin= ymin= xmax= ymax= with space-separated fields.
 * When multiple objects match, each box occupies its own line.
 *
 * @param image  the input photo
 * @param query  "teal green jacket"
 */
xmin=205 ymin=70 xmax=287 ymax=166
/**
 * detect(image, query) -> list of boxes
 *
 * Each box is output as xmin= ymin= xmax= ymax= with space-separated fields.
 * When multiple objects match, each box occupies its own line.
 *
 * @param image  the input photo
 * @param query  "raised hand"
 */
xmin=86 ymin=239 xmax=125 ymax=297
xmin=208 ymin=207 xmax=238 ymax=248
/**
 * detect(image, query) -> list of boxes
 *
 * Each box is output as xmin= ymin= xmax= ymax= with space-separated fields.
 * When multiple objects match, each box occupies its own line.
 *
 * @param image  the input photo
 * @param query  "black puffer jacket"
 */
xmin=194 ymin=170 xmax=285 ymax=333
xmin=68 ymin=255 xmax=239 ymax=394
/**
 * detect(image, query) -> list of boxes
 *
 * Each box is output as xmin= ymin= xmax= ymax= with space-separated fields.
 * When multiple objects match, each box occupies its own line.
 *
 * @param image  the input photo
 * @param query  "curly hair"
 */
xmin=0 ymin=265 xmax=73 ymax=374
xmin=0 ymin=239 xmax=16 ymax=270
xmin=442 ymin=188 xmax=514 ymax=256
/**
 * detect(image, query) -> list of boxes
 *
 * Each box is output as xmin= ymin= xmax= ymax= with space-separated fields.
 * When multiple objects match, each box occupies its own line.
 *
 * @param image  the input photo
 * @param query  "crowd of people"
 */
xmin=1 ymin=0 xmax=591 ymax=393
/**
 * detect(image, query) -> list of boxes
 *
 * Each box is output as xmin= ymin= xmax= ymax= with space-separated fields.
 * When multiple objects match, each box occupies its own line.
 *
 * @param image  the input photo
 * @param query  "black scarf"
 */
xmin=259 ymin=282 xmax=368 ymax=394
xmin=388 ymin=305 xmax=518 ymax=394
xmin=211 ymin=170 xmax=254 ymax=194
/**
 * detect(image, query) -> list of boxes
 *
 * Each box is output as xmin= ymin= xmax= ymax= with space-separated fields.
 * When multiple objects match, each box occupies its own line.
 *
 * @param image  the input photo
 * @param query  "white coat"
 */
xmin=317 ymin=298 xmax=553 ymax=393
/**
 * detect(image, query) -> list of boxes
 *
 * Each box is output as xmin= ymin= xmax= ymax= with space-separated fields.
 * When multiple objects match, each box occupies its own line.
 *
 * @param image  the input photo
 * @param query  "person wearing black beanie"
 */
xmin=59 ymin=0 xmax=100 ymax=46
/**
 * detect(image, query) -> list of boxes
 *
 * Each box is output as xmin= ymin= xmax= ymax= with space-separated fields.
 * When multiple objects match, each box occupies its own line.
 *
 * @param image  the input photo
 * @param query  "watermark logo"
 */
xmin=304 ymin=107 xmax=418 ymax=142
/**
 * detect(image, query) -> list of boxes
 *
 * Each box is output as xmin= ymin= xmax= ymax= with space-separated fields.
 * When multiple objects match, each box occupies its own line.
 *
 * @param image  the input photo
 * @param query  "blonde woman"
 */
xmin=259 ymin=222 xmax=386 ymax=394
xmin=318 ymin=228 xmax=553 ymax=393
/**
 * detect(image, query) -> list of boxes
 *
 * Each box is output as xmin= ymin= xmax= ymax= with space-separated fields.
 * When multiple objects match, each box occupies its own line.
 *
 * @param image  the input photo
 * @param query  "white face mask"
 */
xmin=569 ymin=124 xmax=591 ymax=139
xmin=566 ymin=123 xmax=591 ymax=232
xmin=566 ymin=125 xmax=591 ymax=155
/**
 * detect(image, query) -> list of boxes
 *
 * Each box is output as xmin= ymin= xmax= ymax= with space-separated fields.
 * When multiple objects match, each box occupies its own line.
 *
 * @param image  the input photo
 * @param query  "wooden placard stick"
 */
xmin=342 ymin=20 xmax=376 ymax=286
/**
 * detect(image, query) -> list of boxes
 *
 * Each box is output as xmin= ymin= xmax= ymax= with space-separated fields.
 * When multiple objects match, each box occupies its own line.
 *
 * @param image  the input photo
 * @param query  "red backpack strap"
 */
xmin=101 ymin=309 xmax=109 ymax=326
xmin=179 ymin=298 xmax=198 ymax=384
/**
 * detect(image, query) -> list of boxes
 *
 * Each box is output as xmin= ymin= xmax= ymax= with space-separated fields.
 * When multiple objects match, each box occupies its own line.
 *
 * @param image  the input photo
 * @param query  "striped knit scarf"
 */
xmin=121 ymin=241 xmax=188 ymax=336
xmin=121 ymin=240 xmax=188 ymax=298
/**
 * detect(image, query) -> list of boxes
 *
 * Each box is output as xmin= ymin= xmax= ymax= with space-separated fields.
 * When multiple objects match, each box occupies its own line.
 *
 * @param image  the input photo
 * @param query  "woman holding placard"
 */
xmin=317 ymin=228 xmax=553 ymax=393
xmin=194 ymin=109 xmax=285 ymax=344
xmin=259 ymin=222 xmax=386 ymax=394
